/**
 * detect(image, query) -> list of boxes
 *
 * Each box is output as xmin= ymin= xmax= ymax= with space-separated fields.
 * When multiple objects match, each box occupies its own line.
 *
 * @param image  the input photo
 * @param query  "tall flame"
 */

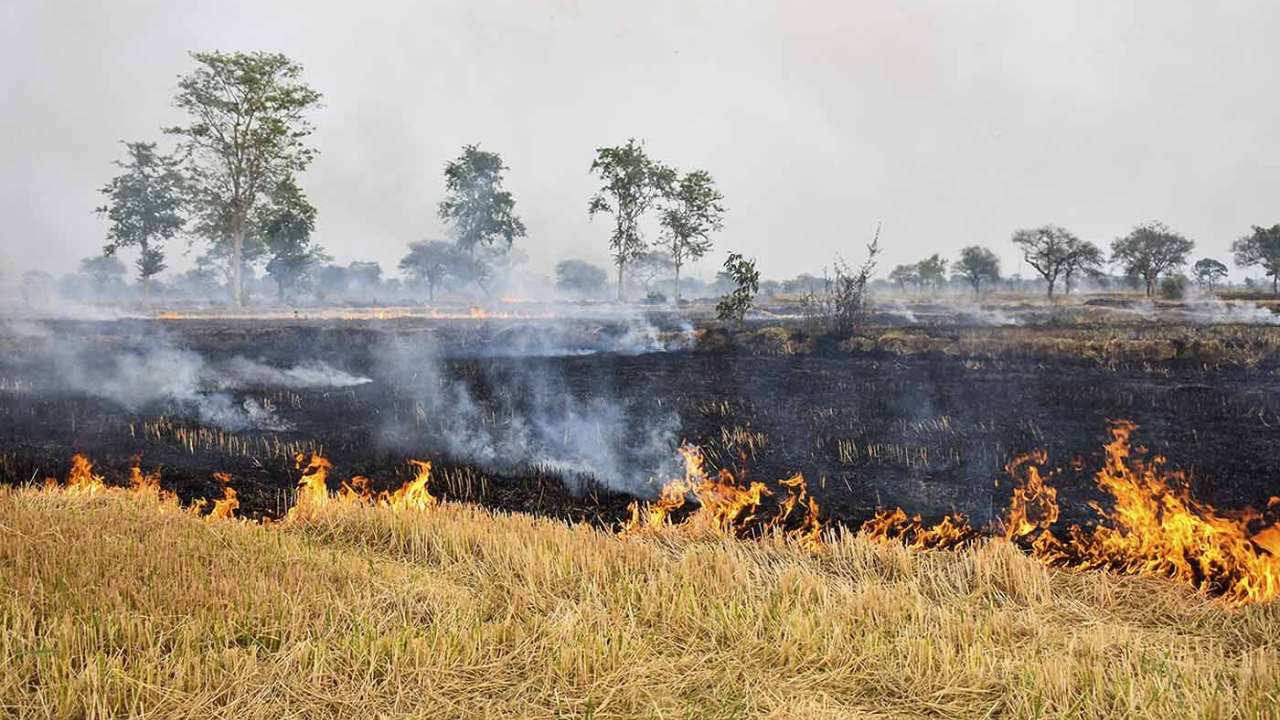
xmin=65 ymin=454 xmax=106 ymax=497
xmin=209 ymin=472 xmax=239 ymax=520
xmin=380 ymin=461 xmax=437 ymax=511
xmin=861 ymin=420 xmax=1280 ymax=607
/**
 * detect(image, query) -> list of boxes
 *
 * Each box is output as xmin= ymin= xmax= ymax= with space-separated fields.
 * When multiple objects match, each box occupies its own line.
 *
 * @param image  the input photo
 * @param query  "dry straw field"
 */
xmin=2 ymin=480 xmax=1277 ymax=719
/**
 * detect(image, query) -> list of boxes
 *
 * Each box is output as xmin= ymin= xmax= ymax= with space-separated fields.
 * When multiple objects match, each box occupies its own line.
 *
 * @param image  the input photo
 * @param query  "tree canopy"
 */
xmin=555 ymin=259 xmax=609 ymax=298
xmin=953 ymin=246 xmax=1000 ymax=294
xmin=657 ymin=169 xmax=724 ymax=300
xmin=1192 ymin=258 xmax=1229 ymax=291
xmin=1232 ymin=224 xmax=1280 ymax=295
xmin=167 ymin=50 xmax=322 ymax=306
xmin=1011 ymin=225 xmax=1096 ymax=298
xmin=588 ymin=139 xmax=675 ymax=301
xmin=1110 ymin=221 xmax=1195 ymax=296
xmin=96 ymin=141 xmax=186 ymax=297
xmin=438 ymin=145 xmax=526 ymax=254
xmin=400 ymin=240 xmax=467 ymax=302
xmin=261 ymin=177 xmax=328 ymax=300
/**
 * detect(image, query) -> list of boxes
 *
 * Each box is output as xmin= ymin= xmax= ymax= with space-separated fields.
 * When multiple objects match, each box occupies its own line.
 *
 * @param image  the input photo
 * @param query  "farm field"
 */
xmin=2 ymin=304 xmax=1280 ymax=717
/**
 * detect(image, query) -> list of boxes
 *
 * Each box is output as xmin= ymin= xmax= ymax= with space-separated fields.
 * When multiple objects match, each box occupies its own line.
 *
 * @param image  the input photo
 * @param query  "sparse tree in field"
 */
xmin=657 ymin=169 xmax=724 ymax=301
xmin=80 ymin=254 xmax=127 ymax=293
xmin=1011 ymin=224 xmax=1093 ymax=299
xmin=1063 ymin=241 xmax=1105 ymax=294
xmin=167 ymin=51 xmax=322 ymax=307
xmin=261 ymin=177 xmax=329 ymax=300
xmin=953 ymin=246 xmax=1000 ymax=295
xmin=96 ymin=141 xmax=186 ymax=300
xmin=588 ymin=139 xmax=675 ymax=301
xmin=781 ymin=273 xmax=825 ymax=295
xmin=1192 ymin=258 xmax=1229 ymax=291
xmin=438 ymin=145 xmax=526 ymax=258
xmin=888 ymin=264 xmax=921 ymax=292
xmin=555 ymin=259 xmax=609 ymax=298
xmin=1232 ymin=224 xmax=1280 ymax=295
xmin=1109 ymin=221 xmax=1195 ymax=297
xmin=627 ymin=251 xmax=675 ymax=295
xmin=399 ymin=240 xmax=467 ymax=302
xmin=716 ymin=252 xmax=760 ymax=327
xmin=916 ymin=254 xmax=949 ymax=293
xmin=347 ymin=261 xmax=383 ymax=288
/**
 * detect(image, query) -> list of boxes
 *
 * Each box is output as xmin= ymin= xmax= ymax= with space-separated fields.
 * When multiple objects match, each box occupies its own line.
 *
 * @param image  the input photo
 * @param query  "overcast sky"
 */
xmin=3 ymin=0 xmax=1278 ymax=284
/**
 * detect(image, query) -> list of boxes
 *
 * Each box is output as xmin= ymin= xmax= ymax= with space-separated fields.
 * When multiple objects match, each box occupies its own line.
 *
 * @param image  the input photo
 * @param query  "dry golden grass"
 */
xmin=2 ymin=487 xmax=1278 ymax=719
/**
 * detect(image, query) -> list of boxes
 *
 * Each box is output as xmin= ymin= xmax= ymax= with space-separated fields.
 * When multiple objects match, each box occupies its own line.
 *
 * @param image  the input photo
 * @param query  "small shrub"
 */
xmin=1160 ymin=275 xmax=1187 ymax=300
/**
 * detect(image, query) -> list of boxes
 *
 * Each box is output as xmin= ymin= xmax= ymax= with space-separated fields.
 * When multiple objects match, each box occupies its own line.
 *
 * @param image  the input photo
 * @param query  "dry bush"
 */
xmin=1 ymin=488 xmax=1277 ymax=719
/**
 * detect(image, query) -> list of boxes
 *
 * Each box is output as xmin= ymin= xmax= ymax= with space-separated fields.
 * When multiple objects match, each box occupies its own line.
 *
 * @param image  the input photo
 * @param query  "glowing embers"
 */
xmin=860 ymin=420 xmax=1280 ymax=607
xmin=620 ymin=446 xmax=824 ymax=550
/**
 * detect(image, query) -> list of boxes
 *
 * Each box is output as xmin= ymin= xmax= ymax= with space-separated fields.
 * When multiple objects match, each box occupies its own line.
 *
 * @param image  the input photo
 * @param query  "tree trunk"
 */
xmin=616 ymin=261 xmax=624 ymax=302
xmin=673 ymin=261 xmax=682 ymax=302
xmin=142 ymin=276 xmax=151 ymax=304
xmin=1146 ymin=278 xmax=1155 ymax=297
xmin=1273 ymin=274 xmax=1277 ymax=296
xmin=231 ymin=221 xmax=245 ymax=308
xmin=1046 ymin=278 xmax=1056 ymax=299
xmin=428 ymin=281 xmax=435 ymax=303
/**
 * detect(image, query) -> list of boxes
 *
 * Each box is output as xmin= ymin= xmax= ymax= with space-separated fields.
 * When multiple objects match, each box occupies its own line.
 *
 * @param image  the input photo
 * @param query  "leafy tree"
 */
xmin=1192 ymin=258 xmax=1229 ymax=291
xmin=1110 ymin=221 xmax=1195 ymax=297
xmin=588 ymin=139 xmax=675 ymax=301
xmin=166 ymin=51 xmax=322 ymax=306
xmin=916 ymin=254 xmax=949 ymax=293
xmin=1011 ymin=224 xmax=1094 ymax=299
xmin=347 ymin=261 xmax=383 ymax=288
xmin=716 ymin=252 xmax=760 ymax=327
xmin=627 ymin=250 xmax=675 ymax=294
xmin=399 ymin=240 xmax=466 ymax=301
xmin=80 ymin=254 xmax=127 ymax=292
xmin=438 ymin=144 xmax=526 ymax=255
xmin=96 ymin=141 xmax=186 ymax=300
xmin=888 ymin=264 xmax=921 ymax=291
xmin=1232 ymin=224 xmax=1280 ymax=295
xmin=1063 ymin=241 xmax=1105 ymax=294
xmin=555 ymin=259 xmax=609 ymax=298
xmin=657 ymin=169 xmax=724 ymax=300
xmin=261 ymin=177 xmax=328 ymax=300
xmin=780 ymin=273 xmax=825 ymax=295
xmin=952 ymin=246 xmax=1000 ymax=294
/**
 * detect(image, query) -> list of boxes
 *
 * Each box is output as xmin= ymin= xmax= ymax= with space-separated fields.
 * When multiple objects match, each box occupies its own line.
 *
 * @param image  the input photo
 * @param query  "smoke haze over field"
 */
xmin=3 ymin=0 xmax=1279 ymax=283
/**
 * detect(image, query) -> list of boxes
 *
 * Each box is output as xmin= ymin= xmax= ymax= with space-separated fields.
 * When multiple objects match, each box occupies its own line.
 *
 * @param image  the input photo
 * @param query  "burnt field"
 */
xmin=2 ymin=313 xmax=1278 ymax=533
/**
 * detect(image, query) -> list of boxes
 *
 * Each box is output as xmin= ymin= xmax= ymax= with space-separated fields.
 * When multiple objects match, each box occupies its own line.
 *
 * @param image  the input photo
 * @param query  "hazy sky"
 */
xmin=3 ymin=0 xmax=1278 ymax=283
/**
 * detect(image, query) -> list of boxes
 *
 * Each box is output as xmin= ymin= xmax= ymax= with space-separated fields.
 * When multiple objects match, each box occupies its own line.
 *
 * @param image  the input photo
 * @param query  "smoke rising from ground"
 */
xmin=1 ymin=319 xmax=370 ymax=431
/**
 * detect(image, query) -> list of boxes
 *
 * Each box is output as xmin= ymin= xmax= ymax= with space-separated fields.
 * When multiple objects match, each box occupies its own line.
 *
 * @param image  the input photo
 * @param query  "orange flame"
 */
xmin=294 ymin=453 xmax=332 ymax=507
xmin=209 ymin=472 xmax=238 ymax=519
xmin=380 ymin=461 xmax=438 ymax=512
xmin=862 ymin=421 xmax=1280 ymax=606
xmin=622 ymin=447 xmax=823 ymax=550
xmin=64 ymin=454 xmax=106 ymax=496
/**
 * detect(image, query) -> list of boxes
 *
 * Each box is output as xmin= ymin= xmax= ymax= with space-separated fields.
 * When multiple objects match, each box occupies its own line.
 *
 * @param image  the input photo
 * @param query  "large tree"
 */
xmin=1063 ymin=241 xmax=1105 ymax=294
xmin=1232 ymin=224 xmax=1280 ymax=295
xmin=627 ymin=250 xmax=675 ymax=295
xmin=166 ymin=51 xmax=322 ymax=306
xmin=953 ymin=246 xmax=1000 ymax=294
xmin=438 ymin=144 xmax=526 ymax=255
xmin=657 ymin=169 xmax=724 ymax=301
xmin=399 ymin=240 xmax=466 ymax=302
xmin=1011 ymin=224 xmax=1094 ymax=299
xmin=96 ymin=141 xmax=186 ymax=300
xmin=1110 ymin=221 xmax=1194 ymax=297
xmin=261 ymin=177 xmax=329 ymax=300
xmin=588 ymin=139 xmax=675 ymax=301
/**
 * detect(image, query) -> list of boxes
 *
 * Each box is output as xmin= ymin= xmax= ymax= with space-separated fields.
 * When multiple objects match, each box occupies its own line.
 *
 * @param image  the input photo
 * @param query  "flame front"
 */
xmin=65 ymin=454 xmax=106 ymax=497
xmin=380 ymin=461 xmax=437 ymax=511
xmin=861 ymin=420 xmax=1280 ymax=607
xmin=210 ymin=472 xmax=239 ymax=519
xmin=621 ymin=446 xmax=824 ymax=550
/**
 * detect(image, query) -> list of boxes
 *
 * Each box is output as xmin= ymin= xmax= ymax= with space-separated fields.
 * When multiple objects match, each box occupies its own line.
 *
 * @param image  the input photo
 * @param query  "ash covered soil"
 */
xmin=2 ymin=315 xmax=1278 ymax=531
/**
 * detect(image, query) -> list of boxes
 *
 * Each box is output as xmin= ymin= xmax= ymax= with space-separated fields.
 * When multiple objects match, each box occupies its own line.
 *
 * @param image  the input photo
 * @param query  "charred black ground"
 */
xmin=2 ymin=314 xmax=1277 ymax=533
